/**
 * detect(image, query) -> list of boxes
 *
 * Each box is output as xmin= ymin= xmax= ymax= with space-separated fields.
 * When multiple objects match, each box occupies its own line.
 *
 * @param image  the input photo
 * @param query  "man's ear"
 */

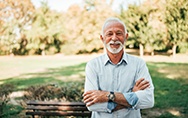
xmin=125 ymin=33 xmax=129 ymax=41
xmin=100 ymin=35 xmax=104 ymax=42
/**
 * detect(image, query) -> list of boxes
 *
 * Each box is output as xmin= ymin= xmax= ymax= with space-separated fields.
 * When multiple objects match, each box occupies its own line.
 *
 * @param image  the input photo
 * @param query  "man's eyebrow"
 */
xmin=105 ymin=31 xmax=113 ymax=33
xmin=116 ymin=30 xmax=124 ymax=33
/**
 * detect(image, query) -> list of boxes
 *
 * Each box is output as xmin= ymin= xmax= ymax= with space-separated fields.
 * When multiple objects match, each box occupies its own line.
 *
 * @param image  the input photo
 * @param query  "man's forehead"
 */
xmin=104 ymin=21 xmax=125 ymax=32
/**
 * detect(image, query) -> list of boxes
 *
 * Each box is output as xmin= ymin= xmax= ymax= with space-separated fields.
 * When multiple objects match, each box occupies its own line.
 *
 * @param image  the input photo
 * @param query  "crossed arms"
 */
xmin=83 ymin=78 xmax=152 ymax=112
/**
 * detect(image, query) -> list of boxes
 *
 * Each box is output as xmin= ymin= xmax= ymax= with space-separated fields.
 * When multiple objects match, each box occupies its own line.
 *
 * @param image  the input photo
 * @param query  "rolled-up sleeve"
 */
xmin=123 ymin=92 xmax=138 ymax=109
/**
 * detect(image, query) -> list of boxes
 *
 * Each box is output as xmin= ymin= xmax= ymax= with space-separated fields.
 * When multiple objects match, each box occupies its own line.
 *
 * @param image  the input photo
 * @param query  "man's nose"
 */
xmin=112 ymin=34 xmax=117 ymax=41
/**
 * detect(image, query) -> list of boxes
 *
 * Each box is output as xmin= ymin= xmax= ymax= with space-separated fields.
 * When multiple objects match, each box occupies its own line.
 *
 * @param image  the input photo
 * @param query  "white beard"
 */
xmin=104 ymin=40 xmax=124 ymax=54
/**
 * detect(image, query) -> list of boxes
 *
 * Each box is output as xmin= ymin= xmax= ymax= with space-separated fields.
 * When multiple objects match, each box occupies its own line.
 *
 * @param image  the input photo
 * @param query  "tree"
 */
xmin=120 ymin=1 xmax=165 ymax=56
xmin=25 ymin=1 xmax=66 ymax=55
xmin=0 ymin=0 xmax=34 ymax=55
xmin=164 ymin=0 xmax=188 ymax=57
xmin=62 ymin=0 xmax=117 ymax=54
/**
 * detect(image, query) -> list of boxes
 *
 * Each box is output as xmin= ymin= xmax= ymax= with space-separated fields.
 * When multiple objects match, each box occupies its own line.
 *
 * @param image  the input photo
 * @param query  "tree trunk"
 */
xmin=42 ymin=50 xmax=45 ymax=56
xmin=139 ymin=44 xmax=144 ymax=57
xmin=172 ymin=44 xmax=177 ymax=57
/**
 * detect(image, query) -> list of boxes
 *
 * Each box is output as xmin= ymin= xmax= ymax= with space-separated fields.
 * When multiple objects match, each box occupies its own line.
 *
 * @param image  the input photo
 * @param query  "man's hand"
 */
xmin=83 ymin=90 xmax=108 ymax=106
xmin=132 ymin=78 xmax=150 ymax=92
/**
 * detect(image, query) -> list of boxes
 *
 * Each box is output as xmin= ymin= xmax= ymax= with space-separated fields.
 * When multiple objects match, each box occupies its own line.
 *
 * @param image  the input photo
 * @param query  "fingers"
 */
xmin=136 ymin=78 xmax=144 ymax=86
xmin=139 ymin=82 xmax=150 ymax=90
xmin=82 ymin=90 xmax=99 ymax=106
xmin=83 ymin=91 xmax=94 ymax=102
xmin=134 ymin=78 xmax=150 ymax=91
xmin=86 ymin=98 xmax=99 ymax=106
xmin=86 ymin=101 xmax=93 ymax=106
xmin=83 ymin=94 xmax=92 ymax=103
xmin=137 ymin=80 xmax=149 ymax=88
xmin=83 ymin=90 xmax=94 ymax=96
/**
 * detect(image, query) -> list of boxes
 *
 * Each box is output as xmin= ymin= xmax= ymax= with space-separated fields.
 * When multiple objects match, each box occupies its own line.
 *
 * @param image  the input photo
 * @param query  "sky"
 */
xmin=30 ymin=0 xmax=143 ymax=12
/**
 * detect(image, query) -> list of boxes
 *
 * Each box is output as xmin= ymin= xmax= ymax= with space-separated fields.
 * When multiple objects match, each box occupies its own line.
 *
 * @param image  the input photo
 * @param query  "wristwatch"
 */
xmin=107 ymin=91 xmax=115 ymax=102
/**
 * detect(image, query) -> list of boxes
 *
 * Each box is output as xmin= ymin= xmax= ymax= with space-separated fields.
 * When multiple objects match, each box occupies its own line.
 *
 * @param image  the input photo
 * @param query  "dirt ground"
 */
xmin=55 ymin=47 xmax=188 ymax=63
xmin=141 ymin=54 xmax=188 ymax=63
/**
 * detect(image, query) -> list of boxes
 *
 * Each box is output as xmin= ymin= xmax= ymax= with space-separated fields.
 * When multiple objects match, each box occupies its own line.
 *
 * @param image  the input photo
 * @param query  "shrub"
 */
xmin=0 ymin=84 xmax=23 ymax=117
xmin=24 ymin=82 xmax=84 ymax=102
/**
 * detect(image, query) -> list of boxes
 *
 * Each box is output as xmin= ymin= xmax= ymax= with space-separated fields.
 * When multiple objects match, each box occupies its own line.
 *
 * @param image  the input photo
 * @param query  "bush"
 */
xmin=0 ymin=84 xmax=23 ymax=118
xmin=0 ymin=84 xmax=15 ymax=98
xmin=0 ymin=104 xmax=23 ymax=118
xmin=24 ymin=82 xmax=84 ymax=102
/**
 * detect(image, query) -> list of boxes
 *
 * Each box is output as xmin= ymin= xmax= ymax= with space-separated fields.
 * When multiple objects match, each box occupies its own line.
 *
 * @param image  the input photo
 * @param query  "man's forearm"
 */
xmin=114 ymin=92 xmax=132 ymax=108
xmin=113 ymin=104 xmax=126 ymax=111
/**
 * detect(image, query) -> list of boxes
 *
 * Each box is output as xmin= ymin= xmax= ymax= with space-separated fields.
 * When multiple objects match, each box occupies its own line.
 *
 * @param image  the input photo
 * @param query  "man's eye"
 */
xmin=117 ymin=32 xmax=123 ymax=35
xmin=106 ymin=33 xmax=112 ymax=36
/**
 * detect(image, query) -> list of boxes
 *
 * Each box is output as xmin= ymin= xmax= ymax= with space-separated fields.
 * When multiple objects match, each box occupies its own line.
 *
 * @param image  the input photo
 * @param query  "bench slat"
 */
xmin=27 ymin=101 xmax=86 ymax=106
xmin=26 ymin=111 xmax=91 ymax=116
xmin=27 ymin=106 xmax=88 ymax=111
xmin=26 ymin=101 xmax=91 ymax=117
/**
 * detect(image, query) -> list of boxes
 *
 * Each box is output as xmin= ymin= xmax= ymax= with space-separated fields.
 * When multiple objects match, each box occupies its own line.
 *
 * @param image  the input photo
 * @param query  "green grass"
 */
xmin=0 ymin=56 xmax=188 ymax=118
xmin=0 ymin=56 xmax=88 ymax=80
xmin=146 ymin=62 xmax=188 ymax=118
xmin=0 ymin=63 xmax=86 ymax=90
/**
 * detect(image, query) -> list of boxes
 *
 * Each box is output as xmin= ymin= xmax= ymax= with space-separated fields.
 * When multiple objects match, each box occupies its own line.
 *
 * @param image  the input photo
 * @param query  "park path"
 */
xmin=67 ymin=53 xmax=188 ymax=63
xmin=141 ymin=54 xmax=188 ymax=63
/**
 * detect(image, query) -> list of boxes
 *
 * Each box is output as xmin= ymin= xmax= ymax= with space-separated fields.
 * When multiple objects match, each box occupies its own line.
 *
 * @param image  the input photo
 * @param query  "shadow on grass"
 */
xmin=0 ymin=63 xmax=87 ymax=90
xmin=145 ymin=62 xmax=188 ymax=118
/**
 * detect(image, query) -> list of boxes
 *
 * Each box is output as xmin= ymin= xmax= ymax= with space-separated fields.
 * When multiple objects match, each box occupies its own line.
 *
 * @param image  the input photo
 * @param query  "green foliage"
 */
xmin=165 ymin=0 xmax=188 ymax=43
xmin=0 ymin=0 xmax=188 ymax=55
xmin=0 ymin=84 xmax=15 ymax=115
xmin=61 ymin=0 xmax=116 ymax=54
xmin=0 ymin=84 xmax=22 ymax=118
xmin=177 ymin=42 xmax=188 ymax=53
xmin=25 ymin=2 xmax=66 ymax=55
xmin=0 ymin=84 xmax=15 ymax=98
xmin=164 ymin=0 xmax=188 ymax=55
xmin=0 ymin=104 xmax=23 ymax=118
xmin=0 ymin=84 xmax=16 ymax=118
xmin=0 ymin=0 xmax=34 ymax=55
xmin=120 ymin=2 xmax=166 ymax=55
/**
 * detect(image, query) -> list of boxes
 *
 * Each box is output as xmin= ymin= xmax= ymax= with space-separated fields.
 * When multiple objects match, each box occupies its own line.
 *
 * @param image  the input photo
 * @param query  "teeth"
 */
xmin=110 ymin=43 xmax=120 ymax=45
xmin=110 ymin=41 xmax=121 ymax=45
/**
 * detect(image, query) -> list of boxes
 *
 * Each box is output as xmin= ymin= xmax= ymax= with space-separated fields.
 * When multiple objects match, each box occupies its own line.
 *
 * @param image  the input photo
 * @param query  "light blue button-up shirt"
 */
xmin=84 ymin=53 xmax=154 ymax=118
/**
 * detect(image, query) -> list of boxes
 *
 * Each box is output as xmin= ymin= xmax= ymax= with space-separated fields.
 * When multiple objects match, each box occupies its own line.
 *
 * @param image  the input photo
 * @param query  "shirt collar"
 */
xmin=103 ymin=52 xmax=128 ymax=66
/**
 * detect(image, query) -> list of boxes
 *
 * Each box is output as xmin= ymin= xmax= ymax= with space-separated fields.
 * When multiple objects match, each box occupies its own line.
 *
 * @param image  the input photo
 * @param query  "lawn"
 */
xmin=0 ymin=55 xmax=188 ymax=118
xmin=143 ymin=62 xmax=188 ymax=118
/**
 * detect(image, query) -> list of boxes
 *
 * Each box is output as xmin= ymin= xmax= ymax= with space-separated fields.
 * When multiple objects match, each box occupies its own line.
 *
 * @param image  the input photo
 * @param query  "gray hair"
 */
xmin=101 ymin=17 xmax=128 ymax=36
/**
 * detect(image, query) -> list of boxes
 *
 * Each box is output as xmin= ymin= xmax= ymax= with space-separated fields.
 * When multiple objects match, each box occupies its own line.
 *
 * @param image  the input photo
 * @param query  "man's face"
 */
xmin=101 ymin=21 xmax=127 ymax=54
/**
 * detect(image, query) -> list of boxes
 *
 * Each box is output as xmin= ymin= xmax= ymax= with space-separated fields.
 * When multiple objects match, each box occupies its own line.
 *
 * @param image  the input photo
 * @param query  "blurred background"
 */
xmin=0 ymin=0 xmax=187 ymax=56
xmin=0 ymin=0 xmax=188 ymax=118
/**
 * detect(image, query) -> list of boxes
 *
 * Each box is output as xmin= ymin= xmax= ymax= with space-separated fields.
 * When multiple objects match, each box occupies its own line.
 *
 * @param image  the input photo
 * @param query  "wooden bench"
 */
xmin=26 ymin=101 xmax=91 ymax=118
